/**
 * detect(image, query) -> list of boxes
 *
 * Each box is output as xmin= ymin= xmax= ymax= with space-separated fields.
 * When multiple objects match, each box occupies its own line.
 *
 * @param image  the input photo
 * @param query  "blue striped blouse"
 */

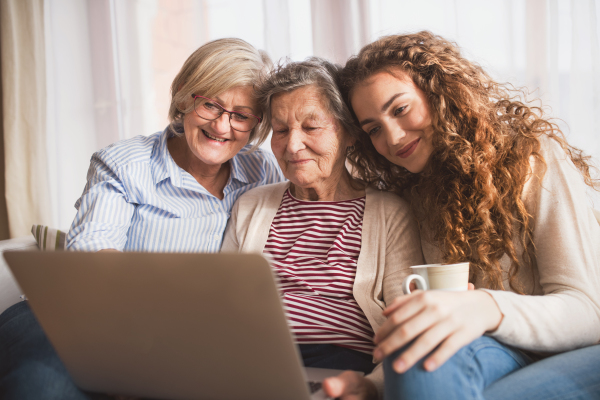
xmin=66 ymin=128 xmax=286 ymax=252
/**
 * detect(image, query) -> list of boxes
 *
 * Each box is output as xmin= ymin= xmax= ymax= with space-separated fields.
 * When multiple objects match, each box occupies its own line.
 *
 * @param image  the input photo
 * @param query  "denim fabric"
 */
xmin=0 ymin=302 xmax=111 ymax=400
xmin=384 ymin=336 xmax=600 ymax=400
xmin=383 ymin=336 xmax=532 ymax=400
xmin=299 ymin=344 xmax=376 ymax=375
xmin=484 ymin=343 xmax=600 ymax=400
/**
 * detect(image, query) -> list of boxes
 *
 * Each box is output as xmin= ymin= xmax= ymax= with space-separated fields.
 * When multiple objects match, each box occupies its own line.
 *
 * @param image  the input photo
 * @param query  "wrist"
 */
xmin=476 ymin=290 xmax=503 ymax=332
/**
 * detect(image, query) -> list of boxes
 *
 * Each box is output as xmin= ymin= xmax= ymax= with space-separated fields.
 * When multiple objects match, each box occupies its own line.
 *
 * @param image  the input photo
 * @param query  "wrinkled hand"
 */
xmin=322 ymin=371 xmax=378 ymax=400
xmin=373 ymin=289 xmax=502 ymax=374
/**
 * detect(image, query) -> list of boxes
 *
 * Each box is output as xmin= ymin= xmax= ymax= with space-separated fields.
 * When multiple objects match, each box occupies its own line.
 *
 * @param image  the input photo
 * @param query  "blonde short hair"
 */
xmin=168 ymin=38 xmax=272 ymax=147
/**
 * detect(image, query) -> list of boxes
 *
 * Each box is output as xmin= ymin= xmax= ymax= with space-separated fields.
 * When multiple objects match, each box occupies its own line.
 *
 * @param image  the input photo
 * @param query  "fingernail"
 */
xmin=394 ymin=359 xmax=406 ymax=373
xmin=373 ymin=349 xmax=382 ymax=362
xmin=424 ymin=360 xmax=436 ymax=371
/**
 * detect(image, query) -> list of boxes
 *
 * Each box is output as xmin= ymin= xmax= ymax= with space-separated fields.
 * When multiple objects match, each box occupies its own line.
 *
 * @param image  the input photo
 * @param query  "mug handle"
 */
xmin=402 ymin=274 xmax=428 ymax=294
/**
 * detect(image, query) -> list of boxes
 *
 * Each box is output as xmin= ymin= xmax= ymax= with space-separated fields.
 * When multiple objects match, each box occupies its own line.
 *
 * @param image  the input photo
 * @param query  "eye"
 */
xmin=231 ymin=112 xmax=249 ymax=121
xmin=394 ymin=106 xmax=407 ymax=116
xmin=366 ymin=126 xmax=380 ymax=136
xmin=203 ymin=102 xmax=220 ymax=111
xmin=272 ymin=126 xmax=287 ymax=134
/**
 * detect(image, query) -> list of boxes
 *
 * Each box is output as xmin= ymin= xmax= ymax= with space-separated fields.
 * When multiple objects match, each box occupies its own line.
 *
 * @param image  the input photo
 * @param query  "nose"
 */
xmin=286 ymin=128 xmax=306 ymax=154
xmin=212 ymin=112 xmax=232 ymax=134
xmin=386 ymin=124 xmax=406 ymax=147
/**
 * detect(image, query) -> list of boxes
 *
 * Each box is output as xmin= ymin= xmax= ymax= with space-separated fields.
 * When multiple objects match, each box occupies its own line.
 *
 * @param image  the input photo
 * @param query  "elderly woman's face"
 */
xmin=182 ymin=85 xmax=257 ymax=167
xmin=270 ymin=86 xmax=353 ymax=189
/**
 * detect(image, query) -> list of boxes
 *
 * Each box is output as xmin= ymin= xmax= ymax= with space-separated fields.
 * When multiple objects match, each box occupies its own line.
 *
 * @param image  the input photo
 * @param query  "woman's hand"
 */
xmin=322 ymin=371 xmax=378 ymax=400
xmin=374 ymin=289 xmax=502 ymax=374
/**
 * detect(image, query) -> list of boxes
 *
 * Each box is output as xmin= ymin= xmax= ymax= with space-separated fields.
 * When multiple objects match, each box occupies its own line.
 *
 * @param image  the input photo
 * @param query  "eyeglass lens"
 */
xmin=194 ymin=97 xmax=258 ymax=132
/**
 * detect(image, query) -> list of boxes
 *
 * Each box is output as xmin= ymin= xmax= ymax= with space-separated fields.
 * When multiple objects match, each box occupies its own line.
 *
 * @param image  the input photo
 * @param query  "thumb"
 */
xmin=323 ymin=371 xmax=368 ymax=400
xmin=322 ymin=371 xmax=362 ymax=399
xmin=322 ymin=375 xmax=347 ymax=398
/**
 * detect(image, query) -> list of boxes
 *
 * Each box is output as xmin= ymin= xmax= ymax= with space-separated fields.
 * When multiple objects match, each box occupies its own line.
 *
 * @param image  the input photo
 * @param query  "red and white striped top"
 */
xmin=264 ymin=189 xmax=374 ymax=353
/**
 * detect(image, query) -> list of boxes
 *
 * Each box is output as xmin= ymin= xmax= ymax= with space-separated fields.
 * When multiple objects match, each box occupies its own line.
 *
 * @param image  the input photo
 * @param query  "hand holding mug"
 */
xmin=374 ymin=263 xmax=503 ymax=374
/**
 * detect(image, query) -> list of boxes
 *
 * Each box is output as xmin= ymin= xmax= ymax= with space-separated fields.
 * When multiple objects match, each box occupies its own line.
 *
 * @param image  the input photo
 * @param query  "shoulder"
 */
xmin=366 ymin=186 xmax=410 ymax=214
xmin=526 ymin=134 xmax=584 ymax=192
xmin=94 ymin=131 xmax=163 ymax=169
xmin=234 ymin=146 xmax=280 ymax=171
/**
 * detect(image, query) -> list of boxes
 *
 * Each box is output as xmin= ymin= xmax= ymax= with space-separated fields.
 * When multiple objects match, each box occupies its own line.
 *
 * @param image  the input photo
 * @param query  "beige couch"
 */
xmin=2 ymin=209 xmax=599 ymax=316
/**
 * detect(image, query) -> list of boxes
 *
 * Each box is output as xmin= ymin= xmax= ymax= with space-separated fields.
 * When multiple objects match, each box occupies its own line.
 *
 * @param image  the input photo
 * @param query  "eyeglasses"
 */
xmin=192 ymin=95 xmax=262 ymax=132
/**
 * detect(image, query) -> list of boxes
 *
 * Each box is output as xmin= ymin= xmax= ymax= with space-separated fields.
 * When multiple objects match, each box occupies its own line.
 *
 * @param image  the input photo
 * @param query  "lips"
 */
xmin=395 ymin=138 xmax=420 ymax=159
xmin=288 ymin=159 xmax=311 ymax=165
xmin=202 ymin=129 xmax=228 ymax=142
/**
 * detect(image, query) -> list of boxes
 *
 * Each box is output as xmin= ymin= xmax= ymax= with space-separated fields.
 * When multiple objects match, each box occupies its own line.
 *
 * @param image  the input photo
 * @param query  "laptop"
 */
xmin=3 ymin=251 xmax=349 ymax=400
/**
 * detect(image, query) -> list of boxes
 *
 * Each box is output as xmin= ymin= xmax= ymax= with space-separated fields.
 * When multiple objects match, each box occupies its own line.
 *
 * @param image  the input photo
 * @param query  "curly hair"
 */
xmin=340 ymin=31 xmax=599 ymax=292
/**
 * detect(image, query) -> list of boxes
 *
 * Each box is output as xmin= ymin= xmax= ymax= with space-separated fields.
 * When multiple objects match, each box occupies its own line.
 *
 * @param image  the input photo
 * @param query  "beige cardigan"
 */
xmin=221 ymin=182 xmax=425 ymax=398
xmin=421 ymin=136 xmax=600 ymax=353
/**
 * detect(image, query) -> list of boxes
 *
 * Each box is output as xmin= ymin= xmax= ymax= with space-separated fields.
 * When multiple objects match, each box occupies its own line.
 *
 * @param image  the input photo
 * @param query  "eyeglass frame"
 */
xmin=191 ymin=95 xmax=262 ymax=132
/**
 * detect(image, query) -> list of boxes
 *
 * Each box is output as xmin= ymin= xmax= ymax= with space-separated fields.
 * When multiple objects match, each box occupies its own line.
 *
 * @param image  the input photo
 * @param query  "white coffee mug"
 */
xmin=402 ymin=262 xmax=470 ymax=294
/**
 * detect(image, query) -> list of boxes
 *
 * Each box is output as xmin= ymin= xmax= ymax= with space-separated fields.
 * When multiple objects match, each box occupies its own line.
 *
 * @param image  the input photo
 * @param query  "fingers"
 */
xmin=468 ymin=283 xmax=475 ymax=290
xmin=374 ymin=293 xmax=445 ymax=362
xmin=382 ymin=292 xmax=416 ymax=316
xmin=375 ymin=291 xmax=429 ymax=345
xmin=388 ymin=315 xmax=460 ymax=373
xmin=322 ymin=371 xmax=375 ymax=400
xmin=322 ymin=375 xmax=345 ymax=398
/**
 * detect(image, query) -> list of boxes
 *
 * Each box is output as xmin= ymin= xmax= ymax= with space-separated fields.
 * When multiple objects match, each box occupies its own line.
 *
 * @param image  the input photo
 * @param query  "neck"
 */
xmin=167 ymin=135 xmax=230 ymax=200
xmin=291 ymin=169 xmax=364 ymax=201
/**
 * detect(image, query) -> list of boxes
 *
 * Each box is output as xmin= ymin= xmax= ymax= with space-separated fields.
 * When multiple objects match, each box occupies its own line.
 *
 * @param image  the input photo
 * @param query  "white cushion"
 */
xmin=0 ymin=236 xmax=38 ymax=315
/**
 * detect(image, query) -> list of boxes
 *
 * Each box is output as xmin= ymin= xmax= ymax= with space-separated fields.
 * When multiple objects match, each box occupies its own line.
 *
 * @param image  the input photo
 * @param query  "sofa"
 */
xmin=2 ymin=209 xmax=600 ymax=316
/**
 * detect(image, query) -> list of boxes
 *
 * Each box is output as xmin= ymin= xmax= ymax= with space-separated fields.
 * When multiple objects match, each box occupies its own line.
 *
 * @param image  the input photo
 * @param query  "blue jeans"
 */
xmin=0 ymin=302 xmax=111 ymax=400
xmin=384 ymin=336 xmax=600 ymax=400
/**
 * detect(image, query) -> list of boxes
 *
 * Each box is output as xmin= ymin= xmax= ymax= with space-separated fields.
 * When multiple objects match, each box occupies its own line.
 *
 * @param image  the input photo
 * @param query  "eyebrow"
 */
xmin=358 ymin=92 xmax=406 ymax=127
xmin=214 ymin=97 xmax=254 ymax=112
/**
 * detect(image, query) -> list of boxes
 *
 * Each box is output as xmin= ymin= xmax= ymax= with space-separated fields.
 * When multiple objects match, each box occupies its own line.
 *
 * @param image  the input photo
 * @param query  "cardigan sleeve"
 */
xmin=483 ymin=137 xmax=600 ymax=352
xmin=362 ymin=191 xmax=424 ymax=399
xmin=381 ymin=194 xmax=425 ymax=303
xmin=220 ymin=200 xmax=240 ymax=252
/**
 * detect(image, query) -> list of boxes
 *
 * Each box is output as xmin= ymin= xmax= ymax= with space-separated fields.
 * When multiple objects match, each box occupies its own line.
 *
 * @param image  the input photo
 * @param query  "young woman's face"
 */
xmin=350 ymin=69 xmax=435 ymax=173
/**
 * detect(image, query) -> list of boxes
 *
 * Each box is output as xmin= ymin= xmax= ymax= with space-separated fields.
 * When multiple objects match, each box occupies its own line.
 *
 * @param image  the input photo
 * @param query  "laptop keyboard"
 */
xmin=308 ymin=381 xmax=322 ymax=393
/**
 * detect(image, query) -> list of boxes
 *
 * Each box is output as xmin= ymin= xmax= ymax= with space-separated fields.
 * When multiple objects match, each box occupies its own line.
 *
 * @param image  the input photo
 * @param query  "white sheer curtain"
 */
xmin=42 ymin=0 xmax=600 ymax=231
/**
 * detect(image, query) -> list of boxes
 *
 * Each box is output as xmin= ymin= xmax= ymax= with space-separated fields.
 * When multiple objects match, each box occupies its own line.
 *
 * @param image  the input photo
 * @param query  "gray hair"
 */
xmin=255 ymin=57 xmax=361 ymax=142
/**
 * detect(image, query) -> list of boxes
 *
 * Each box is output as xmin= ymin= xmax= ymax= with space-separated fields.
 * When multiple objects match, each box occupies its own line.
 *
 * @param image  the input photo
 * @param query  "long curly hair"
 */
xmin=340 ymin=31 xmax=599 ymax=292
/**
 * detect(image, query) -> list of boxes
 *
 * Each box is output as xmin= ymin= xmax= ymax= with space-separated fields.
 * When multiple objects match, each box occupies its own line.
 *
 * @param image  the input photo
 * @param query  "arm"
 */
xmin=370 ymin=138 xmax=600 ymax=375
xmin=324 ymin=191 xmax=426 ymax=400
xmin=482 ymin=139 xmax=600 ymax=351
xmin=66 ymin=149 xmax=136 ymax=252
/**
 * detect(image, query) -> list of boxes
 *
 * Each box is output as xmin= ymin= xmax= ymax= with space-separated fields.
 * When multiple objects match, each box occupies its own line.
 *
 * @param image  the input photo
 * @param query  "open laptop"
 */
xmin=3 ymin=251 xmax=348 ymax=400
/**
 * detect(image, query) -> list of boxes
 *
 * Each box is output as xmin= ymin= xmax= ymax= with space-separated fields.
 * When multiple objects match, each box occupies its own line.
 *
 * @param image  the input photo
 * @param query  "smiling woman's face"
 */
xmin=350 ymin=69 xmax=435 ymax=174
xmin=270 ymin=85 xmax=353 ymax=190
xmin=182 ymin=85 xmax=257 ymax=168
